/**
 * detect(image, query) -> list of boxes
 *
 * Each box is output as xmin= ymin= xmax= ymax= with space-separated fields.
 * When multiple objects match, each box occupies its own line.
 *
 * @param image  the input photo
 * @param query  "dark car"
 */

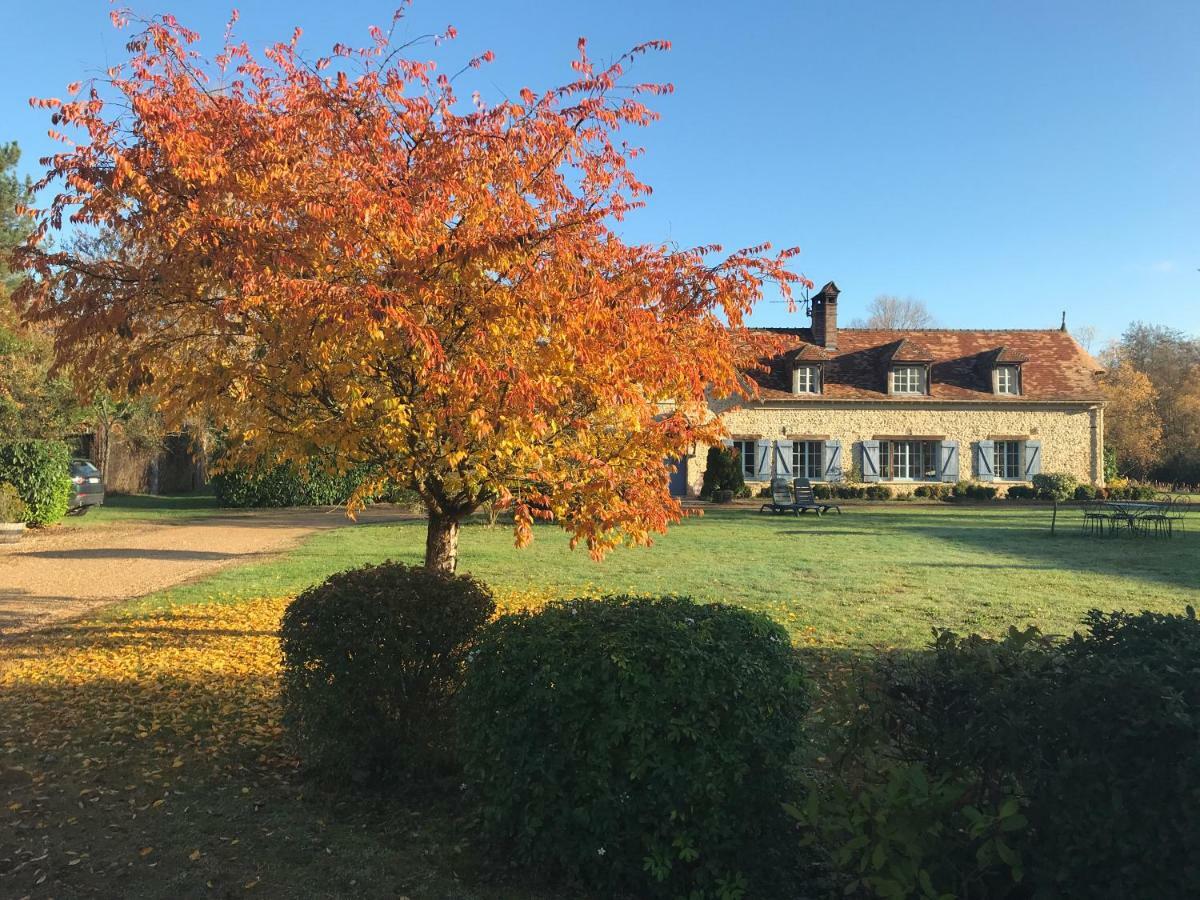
xmin=68 ymin=459 xmax=105 ymax=514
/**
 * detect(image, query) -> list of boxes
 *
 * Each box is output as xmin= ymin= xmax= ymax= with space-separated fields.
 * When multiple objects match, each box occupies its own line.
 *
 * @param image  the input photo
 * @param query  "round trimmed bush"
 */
xmin=280 ymin=561 xmax=495 ymax=783
xmin=458 ymin=595 xmax=808 ymax=898
xmin=0 ymin=439 xmax=71 ymax=525
xmin=865 ymin=484 xmax=892 ymax=501
xmin=1031 ymin=472 xmax=1078 ymax=501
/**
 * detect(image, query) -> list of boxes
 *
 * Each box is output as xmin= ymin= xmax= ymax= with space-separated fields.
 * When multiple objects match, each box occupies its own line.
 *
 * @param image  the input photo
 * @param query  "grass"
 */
xmin=120 ymin=503 xmax=1199 ymax=648
xmin=61 ymin=492 xmax=220 ymax=529
xmin=2 ymin=501 xmax=1197 ymax=898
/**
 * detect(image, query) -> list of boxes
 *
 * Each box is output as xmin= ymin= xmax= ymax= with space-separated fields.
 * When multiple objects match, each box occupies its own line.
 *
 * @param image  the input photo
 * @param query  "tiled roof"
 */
xmin=886 ymin=338 xmax=936 ymax=363
xmin=747 ymin=328 xmax=1104 ymax=403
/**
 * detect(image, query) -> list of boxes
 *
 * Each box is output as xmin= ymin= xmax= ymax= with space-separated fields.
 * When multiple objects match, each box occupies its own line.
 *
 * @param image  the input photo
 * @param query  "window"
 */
xmin=993 ymin=440 xmax=1022 ymax=479
xmin=731 ymin=440 xmax=756 ymax=479
xmin=791 ymin=441 xmax=824 ymax=480
xmin=793 ymin=365 xmax=820 ymax=394
xmin=995 ymin=366 xmax=1019 ymax=395
xmin=879 ymin=440 xmax=939 ymax=481
xmin=891 ymin=366 xmax=925 ymax=394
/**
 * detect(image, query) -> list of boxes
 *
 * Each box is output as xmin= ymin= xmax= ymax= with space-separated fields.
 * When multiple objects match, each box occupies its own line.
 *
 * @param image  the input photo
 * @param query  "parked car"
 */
xmin=68 ymin=459 xmax=105 ymax=514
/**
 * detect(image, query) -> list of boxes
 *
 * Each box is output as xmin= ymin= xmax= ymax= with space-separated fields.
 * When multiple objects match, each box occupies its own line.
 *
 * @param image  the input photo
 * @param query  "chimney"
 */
xmin=811 ymin=281 xmax=840 ymax=350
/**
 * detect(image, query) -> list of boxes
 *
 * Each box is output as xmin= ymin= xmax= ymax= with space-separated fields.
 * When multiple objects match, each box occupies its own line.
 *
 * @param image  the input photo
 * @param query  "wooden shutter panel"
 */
xmin=975 ymin=440 xmax=995 ymax=481
xmin=938 ymin=441 xmax=960 ymax=482
xmin=823 ymin=440 xmax=843 ymax=482
xmin=775 ymin=441 xmax=794 ymax=478
xmin=860 ymin=440 xmax=881 ymax=483
xmin=754 ymin=439 xmax=773 ymax=480
xmin=1023 ymin=440 xmax=1042 ymax=478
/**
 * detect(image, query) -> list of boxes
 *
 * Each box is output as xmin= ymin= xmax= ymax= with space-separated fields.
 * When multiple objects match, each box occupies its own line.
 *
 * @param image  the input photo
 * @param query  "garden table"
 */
xmin=1101 ymin=500 xmax=1170 ymax=535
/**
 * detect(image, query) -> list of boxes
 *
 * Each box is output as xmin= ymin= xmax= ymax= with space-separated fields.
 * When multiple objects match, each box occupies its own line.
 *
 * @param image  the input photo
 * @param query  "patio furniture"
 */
xmin=759 ymin=478 xmax=799 ymax=515
xmin=792 ymin=478 xmax=841 ymax=515
xmin=1081 ymin=499 xmax=1116 ymax=537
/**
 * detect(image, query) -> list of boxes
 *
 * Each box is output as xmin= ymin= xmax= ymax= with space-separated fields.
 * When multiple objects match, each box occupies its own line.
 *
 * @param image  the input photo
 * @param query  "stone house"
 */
xmin=677 ymin=282 xmax=1106 ymax=497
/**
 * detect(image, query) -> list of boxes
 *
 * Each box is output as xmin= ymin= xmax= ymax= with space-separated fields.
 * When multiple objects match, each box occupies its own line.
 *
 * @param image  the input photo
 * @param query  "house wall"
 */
xmin=684 ymin=401 xmax=1104 ymax=496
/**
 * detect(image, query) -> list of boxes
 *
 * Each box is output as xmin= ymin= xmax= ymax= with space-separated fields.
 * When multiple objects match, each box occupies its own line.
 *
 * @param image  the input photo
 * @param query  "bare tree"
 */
xmin=850 ymin=295 xmax=936 ymax=329
xmin=1072 ymin=324 xmax=1098 ymax=352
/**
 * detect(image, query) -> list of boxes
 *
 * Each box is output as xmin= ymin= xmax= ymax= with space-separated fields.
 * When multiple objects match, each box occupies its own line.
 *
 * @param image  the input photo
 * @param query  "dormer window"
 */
xmin=793 ymin=365 xmax=821 ymax=394
xmin=890 ymin=365 xmax=926 ymax=395
xmin=995 ymin=365 xmax=1020 ymax=395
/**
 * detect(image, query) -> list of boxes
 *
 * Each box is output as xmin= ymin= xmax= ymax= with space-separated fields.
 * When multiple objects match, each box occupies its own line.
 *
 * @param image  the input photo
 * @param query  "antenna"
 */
xmin=768 ymin=283 xmax=812 ymax=317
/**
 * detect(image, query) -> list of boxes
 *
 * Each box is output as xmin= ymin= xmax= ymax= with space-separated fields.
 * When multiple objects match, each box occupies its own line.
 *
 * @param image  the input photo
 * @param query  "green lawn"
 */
xmin=122 ymin=503 xmax=1199 ymax=649
xmin=61 ymin=492 xmax=219 ymax=528
xmin=4 ymin=501 xmax=1197 ymax=899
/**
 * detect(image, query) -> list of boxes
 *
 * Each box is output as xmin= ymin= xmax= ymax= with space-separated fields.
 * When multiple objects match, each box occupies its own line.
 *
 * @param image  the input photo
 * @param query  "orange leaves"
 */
xmin=17 ymin=5 xmax=801 ymax=564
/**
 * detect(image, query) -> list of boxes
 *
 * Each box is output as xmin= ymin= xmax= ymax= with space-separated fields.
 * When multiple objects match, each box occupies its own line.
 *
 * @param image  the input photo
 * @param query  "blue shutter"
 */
xmin=938 ymin=441 xmax=960 ymax=482
xmin=1023 ymin=440 xmax=1042 ymax=478
xmin=775 ymin=440 xmax=794 ymax=478
xmin=860 ymin=440 xmax=881 ymax=483
xmin=823 ymin=440 xmax=843 ymax=483
xmin=975 ymin=440 xmax=995 ymax=482
xmin=754 ymin=439 xmax=773 ymax=480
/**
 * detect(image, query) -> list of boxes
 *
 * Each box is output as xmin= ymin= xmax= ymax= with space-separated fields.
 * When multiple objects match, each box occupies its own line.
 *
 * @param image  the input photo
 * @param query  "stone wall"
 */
xmin=683 ymin=401 xmax=1104 ymax=496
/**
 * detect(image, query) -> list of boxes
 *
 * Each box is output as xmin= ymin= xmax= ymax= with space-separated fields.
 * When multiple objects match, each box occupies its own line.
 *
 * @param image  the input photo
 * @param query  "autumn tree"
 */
xmin=850 ymin=294 xmax=936 ymax=329
xmin=16 ymin=10 xmax=802 ymax=571
xmin=1100 ymin=357 xmax=1163 ymax=477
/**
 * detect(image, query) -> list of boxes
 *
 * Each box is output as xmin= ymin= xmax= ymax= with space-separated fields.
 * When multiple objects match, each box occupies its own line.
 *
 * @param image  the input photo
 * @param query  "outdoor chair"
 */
xmin=792 ymin=478 xmax=841 ymax=515
xmin=759 ymin=478 xmax=799 ymax=515
xmin=1169 ymin=495 xmax=1189 ymax=535
xmin=1081 ymin=500 xmax=1115 ymax=537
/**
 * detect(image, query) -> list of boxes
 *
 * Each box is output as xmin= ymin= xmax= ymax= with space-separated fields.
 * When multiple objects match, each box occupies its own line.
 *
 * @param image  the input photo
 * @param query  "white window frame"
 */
xmin=793 ymin=365 xmax=820 ymax=394
xmin=993 ymin=440 xmax=1023 ymax=480
xmin=879 ymin=440 xmax=940 ymax=481
xmin=890 ymin=366 xmax=925 ymax=395
xmin=731 ymin=440 xmax=756 ymax=479
xmin=995 ymin=366 xmax=1020 ymax=395
xmin=791 ymin=441 xmax=824 ymax=480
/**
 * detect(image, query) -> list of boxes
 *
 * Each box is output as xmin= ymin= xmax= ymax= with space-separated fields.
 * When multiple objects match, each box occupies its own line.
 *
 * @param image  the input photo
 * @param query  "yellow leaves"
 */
xmin=189 ymin=849 xmax=202 ymax=861
xmin=140 ymin=847 xmax=154 ymax=857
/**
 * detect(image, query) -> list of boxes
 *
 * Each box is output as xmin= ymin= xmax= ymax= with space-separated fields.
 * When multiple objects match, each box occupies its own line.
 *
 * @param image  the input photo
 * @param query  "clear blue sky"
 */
xmin=5 ymin=1 xmax=1198 ymax=344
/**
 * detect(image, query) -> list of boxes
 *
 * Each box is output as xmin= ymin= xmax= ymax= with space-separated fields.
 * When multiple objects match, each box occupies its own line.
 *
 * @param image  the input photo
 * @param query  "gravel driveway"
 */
xmin=0 ymin=507 xmax=412 ymax=636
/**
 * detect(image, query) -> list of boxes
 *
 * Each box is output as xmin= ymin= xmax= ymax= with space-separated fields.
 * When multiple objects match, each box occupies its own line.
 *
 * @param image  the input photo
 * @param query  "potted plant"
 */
xmin=0 ymin=482 xmax=27 ymax=543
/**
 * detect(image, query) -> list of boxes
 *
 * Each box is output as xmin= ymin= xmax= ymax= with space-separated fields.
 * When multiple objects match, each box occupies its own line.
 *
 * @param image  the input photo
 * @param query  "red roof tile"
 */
xmin=748 ymin=328 xmax=1104 ymax=403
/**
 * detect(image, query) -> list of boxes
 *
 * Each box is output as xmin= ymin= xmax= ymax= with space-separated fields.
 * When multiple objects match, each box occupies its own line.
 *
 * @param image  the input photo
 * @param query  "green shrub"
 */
xmin=835 ymin=484 xmax=866 ymax=499
xmin=865 ymin=484 xmax=892 ymax=501
xmin=0 ymin=482 xmax=27 ymax=523
xmin=0 ymin=440 xmax=71 ymax=525
xmin=792 ymin=757 xmax=1028 ymax=900
xmin=913 ymin=483 xmax=949 ymax=501
xmin=1106 ymin=481 xmax=1159 ymax=501
xmin=952 ymin=480 xmax=997 ymax=501
xmin=459 ymin=596 xmax=808 ymax=898
xmin=279 ymin=562 xmax=495 ymax=783
xmin=867 ymin=608 xmax=1200 ymax=898
xmin=699 ymin=446 xmax=745 ymax=501
xmin=212 ymin=459 xmax=369 ymax=508
xmin=1073 ymin=483 xmax=1098 ymax=501
xmin=1005 ymin=484 xmax=1038 ymax=500
xmin=1031 ymin=472 xmax=1077 ymax=501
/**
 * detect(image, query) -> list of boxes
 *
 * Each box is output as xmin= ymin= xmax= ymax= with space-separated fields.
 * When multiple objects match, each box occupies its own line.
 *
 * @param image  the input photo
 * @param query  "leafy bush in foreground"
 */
xmin=280 ymin=562 xmax=495 ymax=783
xmin=864 ymin=608 xmax=1200 ymax=898
xmin=0 ymin=439 xmax=71 ymax=525
xmin=459 ymin=595 xmax=808 ymax=898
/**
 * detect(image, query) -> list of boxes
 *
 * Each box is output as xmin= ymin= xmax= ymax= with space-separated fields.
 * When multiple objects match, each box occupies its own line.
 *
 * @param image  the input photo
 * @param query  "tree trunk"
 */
xmin=424 ymin=511 xmax=461 ymax=573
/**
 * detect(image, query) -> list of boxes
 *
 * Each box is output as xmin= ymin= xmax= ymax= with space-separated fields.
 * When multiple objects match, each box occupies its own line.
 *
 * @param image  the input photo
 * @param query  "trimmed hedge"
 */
xmin=863 ymin=608 xmax=1200 ymax=898
xmin=458 ymin=596 xmax=808 ymax=898
xmin=1030 ymin=472 xmax=1077 ymax=501
xmin=212 ymin=460 xmax=368 ymax=508
xmin=699 ymin=446 xmax=745 ymax=500
xmin=0 ymin=439 xmax=71 ymax=525
xmin=279 ymin=562 xmax=495 ymax=783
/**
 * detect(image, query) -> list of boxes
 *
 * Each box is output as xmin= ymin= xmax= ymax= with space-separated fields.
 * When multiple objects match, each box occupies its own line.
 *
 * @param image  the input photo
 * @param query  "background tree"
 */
xmin=16 ymin=11 xmax=802 ymax=571
xmin=0 ymin=142 xmax=82 ymax=438
xmin=1099 ymin=357 xmax=1163 ymax=477
xmin=1104 ymin=323 xmax=1200 ymax=484
xmin=850 ymin=294 xmax=936 ymax=329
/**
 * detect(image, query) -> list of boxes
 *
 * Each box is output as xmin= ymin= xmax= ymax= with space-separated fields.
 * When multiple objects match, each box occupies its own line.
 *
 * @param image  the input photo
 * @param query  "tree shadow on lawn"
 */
xmin=904 ymin=517 xmax=1200 ymax=593
xmin=0 ymin=653 xmax=571 ymax=899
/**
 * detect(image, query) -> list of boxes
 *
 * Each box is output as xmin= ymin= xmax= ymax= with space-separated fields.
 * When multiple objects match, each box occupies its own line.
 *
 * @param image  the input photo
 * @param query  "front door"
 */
xmin=668 ymin=457 xmax=689 ymax=497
